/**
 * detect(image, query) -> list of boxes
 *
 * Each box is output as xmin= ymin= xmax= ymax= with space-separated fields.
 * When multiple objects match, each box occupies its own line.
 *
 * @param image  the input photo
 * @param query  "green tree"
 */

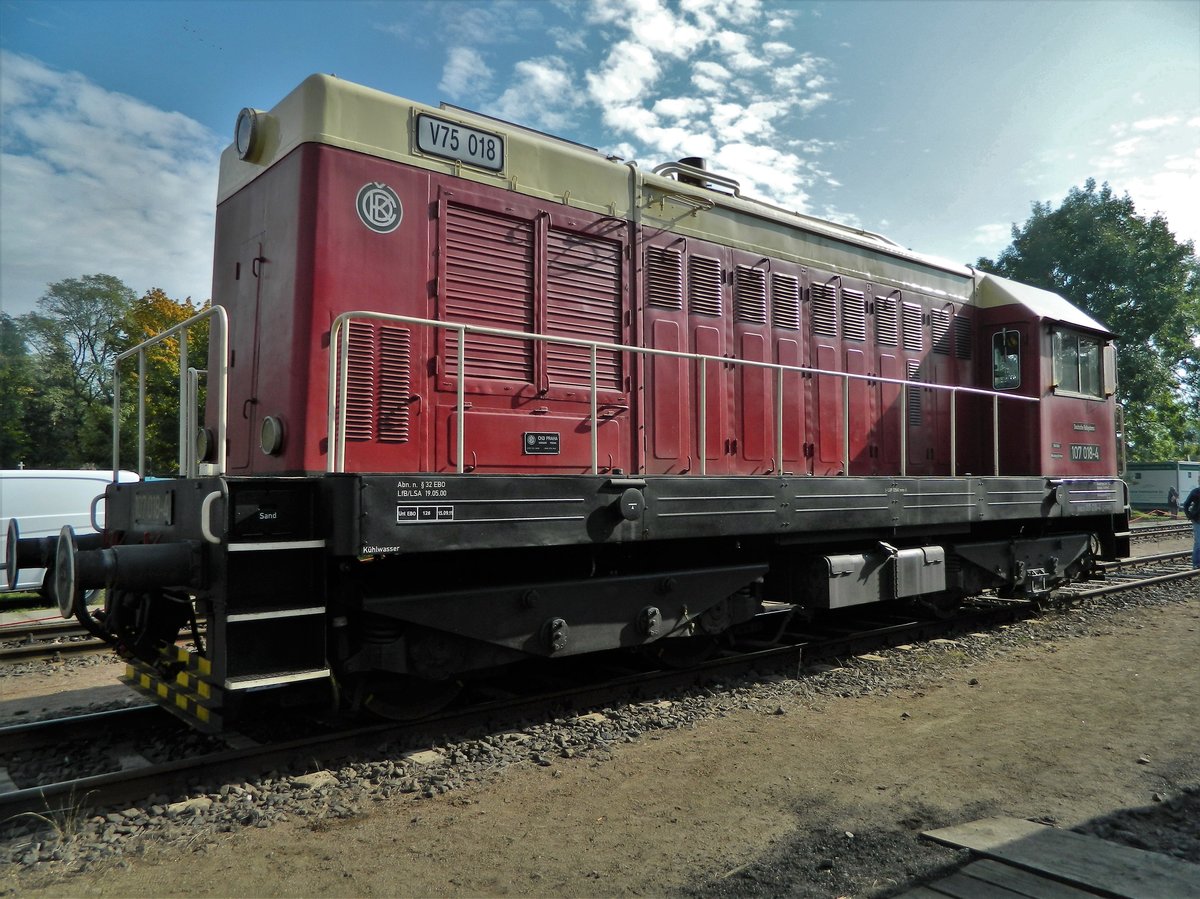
xmin=24 ymin=274 xmax=136 ymax=404
xmin=18 ymin=274 xmax=138 ymax=467
xmin=0 ymin=314 xmax=35 ymax=467
xmin=977 ymin=179 xmax=1200 ymax=462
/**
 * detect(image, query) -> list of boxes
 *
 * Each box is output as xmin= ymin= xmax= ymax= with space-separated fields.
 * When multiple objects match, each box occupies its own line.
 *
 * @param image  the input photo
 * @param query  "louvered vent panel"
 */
xmin=734 ymin=266 xmax=768 ymax=324
xmin=771 ymin=274 xmax=801 ymax=330
xmin=842 ymin=289 xmax=866 ymax=341
xmin=954 ymin=315 xmax=973 ymax=360
xmin=647 ymin=247 xmax=684 ymax=310
xmin=812 ymin=282 xmax=838 ymax=337
xmin=443 ymin=204 xmax=534 ymax=381
xmin=377 ymin=326 xmax=411 ymax=443
xmin=902 ymin=302 xmax=924 ymax=352
xmin=546 ymin=228 xmax=624 ymax=390
xmin=907 ymin=359 xmax=923 ymax=426
xmin=876 ymin=295 xmax=899 ymax=345
xmin=344 ymin=321 xmax=376 ymax=442
xmin=932 ymin=308 xmax=952 ymax=355
xmin=689 ymin=256 xmax=723 ymax=316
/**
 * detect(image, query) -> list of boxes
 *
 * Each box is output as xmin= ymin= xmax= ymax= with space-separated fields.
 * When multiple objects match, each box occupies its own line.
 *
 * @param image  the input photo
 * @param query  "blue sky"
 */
xmin=2 ymin=0 xmax=1197 ymax=318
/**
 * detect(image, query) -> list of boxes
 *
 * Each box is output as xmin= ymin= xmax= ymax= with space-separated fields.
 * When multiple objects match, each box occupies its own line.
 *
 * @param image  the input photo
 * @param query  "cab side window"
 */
xmin=1052 ymin=329 xmax=1102 ymax=398
xmin=992 ymin=330 xmax=1020 ymax=389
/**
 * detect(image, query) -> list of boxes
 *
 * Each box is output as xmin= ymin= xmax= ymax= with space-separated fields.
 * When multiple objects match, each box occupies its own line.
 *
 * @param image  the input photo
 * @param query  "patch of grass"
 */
xmin=3 ymin=789 xmax=97 ymax=866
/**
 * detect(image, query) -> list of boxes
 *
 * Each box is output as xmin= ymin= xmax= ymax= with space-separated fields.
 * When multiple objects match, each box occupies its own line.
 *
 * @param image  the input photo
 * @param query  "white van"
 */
xmin=1 ymin=469 xmax=140 ymax=595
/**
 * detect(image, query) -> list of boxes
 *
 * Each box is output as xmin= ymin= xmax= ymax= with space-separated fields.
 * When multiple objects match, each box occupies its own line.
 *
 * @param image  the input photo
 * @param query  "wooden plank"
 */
xmin=924 ymin=817 xmax=1049 ymax=851
xmin=921 ymin=869 xmax=1032 ymax=898
xmin=922 ymin=817 xmax=1200 ymax=899
xmin=964 ymin=860 xmax=1100 ymax=899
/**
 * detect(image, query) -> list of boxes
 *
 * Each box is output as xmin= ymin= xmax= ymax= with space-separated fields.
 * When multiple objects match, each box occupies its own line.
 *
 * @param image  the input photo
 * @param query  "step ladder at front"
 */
xmin=216 ymin=532 xmax=330 ymax=696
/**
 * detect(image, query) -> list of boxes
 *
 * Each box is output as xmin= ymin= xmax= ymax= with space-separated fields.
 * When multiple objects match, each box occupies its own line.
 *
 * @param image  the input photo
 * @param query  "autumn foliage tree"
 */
xmin=977 ymin=180 xmax=1200 ymax=462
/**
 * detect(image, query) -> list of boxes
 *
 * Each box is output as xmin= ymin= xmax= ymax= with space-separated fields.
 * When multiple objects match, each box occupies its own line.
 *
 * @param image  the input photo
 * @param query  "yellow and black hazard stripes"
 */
xmin=119 ymin=646 xmax=223 ymax=732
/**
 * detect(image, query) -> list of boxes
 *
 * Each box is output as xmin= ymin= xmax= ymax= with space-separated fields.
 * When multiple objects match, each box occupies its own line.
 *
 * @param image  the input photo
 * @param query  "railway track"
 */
xmin=0 ymin=617 xmax=109 ymax=661
xmin=0 ymin=615 xmax=207 ymax=663
xmin=1129 ymin=521 xmax=1193 ymax=541
xmin=1061 ymin=550 xmax=1197 ymax=600
xmin=2 ymin=558 xmax=1195 ymax=821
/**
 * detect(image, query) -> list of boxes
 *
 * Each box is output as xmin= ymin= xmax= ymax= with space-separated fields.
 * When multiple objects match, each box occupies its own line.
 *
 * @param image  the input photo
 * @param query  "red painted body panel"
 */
xmin=208 ymin=143 xmax=1115 ymax=482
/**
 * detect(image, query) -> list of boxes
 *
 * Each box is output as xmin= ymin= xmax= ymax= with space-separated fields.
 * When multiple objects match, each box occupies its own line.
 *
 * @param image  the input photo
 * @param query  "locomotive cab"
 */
xmin=974 ymin=272 xmax=1119 ymax=480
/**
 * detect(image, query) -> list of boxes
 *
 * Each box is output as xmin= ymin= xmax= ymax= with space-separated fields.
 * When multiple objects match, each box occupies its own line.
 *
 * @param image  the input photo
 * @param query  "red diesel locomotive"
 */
xmin=7 ymin=75 xmax=1128 ymax=730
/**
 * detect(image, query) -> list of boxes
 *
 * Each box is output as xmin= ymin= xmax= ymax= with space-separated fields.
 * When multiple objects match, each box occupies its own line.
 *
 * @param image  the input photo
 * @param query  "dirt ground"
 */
xmin=6 ymin=586 xmax=1198 ymax=898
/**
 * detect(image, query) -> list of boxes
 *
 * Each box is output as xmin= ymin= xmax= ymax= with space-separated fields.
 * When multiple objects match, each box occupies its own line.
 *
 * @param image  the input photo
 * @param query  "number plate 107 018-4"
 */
xmin=1070 ymin=443 xmax=1101 ymax=462
xmin=415 ymin=114 xmax=504 ymax=172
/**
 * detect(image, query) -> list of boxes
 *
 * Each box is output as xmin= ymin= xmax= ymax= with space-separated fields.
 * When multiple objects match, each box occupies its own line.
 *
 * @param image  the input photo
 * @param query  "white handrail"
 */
xmin=113 ymin=305 xmax=229 ymax=478
xmin=327 ymin=310 xmax=1037 ymax=477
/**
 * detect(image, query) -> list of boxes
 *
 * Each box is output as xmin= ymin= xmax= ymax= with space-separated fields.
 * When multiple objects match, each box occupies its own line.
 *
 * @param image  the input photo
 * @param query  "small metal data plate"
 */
xmin=523 ymin=432 xmax=560 ymax=455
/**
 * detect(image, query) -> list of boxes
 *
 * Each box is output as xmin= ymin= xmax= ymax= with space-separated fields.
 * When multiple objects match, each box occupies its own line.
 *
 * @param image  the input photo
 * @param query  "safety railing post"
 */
xmin=337 ymin=322 xmax=351 ymax=473
xmin=900 ymin=383 xmax=908 ymax=477
xmin=993 ymin=394 xmax=1000 ymax=476
xmin=325 ymin=319 xmax=340 ymax=473
xmin=185 ymin=367 xmax=199 ymax=477
xmin=699 ymin=359 xmax=708 ymax=476
xmin=112 ymin=361 xmax=122 ymax=481
xmin=590 ymin=344 xmax=598 ymax=475
xmin=137 ymin=349 xmax=147 ymax=477
xmin=212 ymin=309 xmax=228 ymax=475
xmin=178 ymin=326 xmax=189 ymax=475
xmin=775 ymin=367 xmax=784 ymax=474
xmin=457 ymin=325 xmax=466 ymax=474
xmin=842 ymin=374 xmax=850 ymax=476
xmin=950 ymin=388 xmax=957 ymax=477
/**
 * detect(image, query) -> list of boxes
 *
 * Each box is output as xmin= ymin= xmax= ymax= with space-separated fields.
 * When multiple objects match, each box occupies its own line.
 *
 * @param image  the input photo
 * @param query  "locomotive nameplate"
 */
xmin=415 ymin=114 xmax=504 ymax=172
xmin=1069 ymin=443 xmax=1101 ymax=462
xmin=523 ymin=432 xmax=560 ymax=455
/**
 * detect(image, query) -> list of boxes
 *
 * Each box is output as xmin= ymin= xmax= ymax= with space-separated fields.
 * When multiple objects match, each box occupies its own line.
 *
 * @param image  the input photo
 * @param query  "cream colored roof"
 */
xmin=973 ymin=271 xmax=1112 ymax=336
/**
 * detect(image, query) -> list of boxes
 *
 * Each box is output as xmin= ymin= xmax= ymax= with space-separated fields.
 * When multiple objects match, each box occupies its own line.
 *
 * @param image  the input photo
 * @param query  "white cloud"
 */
xmin=1082 ymin=115 xmax=1200 ymax=250
xmin=440 ymin=47 xmax=494 ymax=97
xmin=691 ymin=60 xmax=733 ymax=97
xmin=653 ymin=97 xmax=709 ymax=121
xmin=495 ymin=57 xmax=584 ymax=131
xmin=0 ymin=52 xmax=219 ymax=317
xmin=1123 ymin=150 xmax=1200 ymax=248
xmin=713 ymin=29 xmax=766 ymax=71
xmin=587 ymin=40 xmax=661 ymax=106
xmin=1131 ymin=115 xmax=1180 ymax=132
xmin=972 ymin=223 xmax=1013 ymax=247
xmin=441 ymin=1 xmax=545 ymax=45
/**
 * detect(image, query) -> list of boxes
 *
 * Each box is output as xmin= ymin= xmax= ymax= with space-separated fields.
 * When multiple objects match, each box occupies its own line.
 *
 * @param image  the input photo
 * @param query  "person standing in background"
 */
xmin=1183 ymin=485 xmax=1200 ymax=569
xmin=1167 ymin=485 xmax=1179 ymax=518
